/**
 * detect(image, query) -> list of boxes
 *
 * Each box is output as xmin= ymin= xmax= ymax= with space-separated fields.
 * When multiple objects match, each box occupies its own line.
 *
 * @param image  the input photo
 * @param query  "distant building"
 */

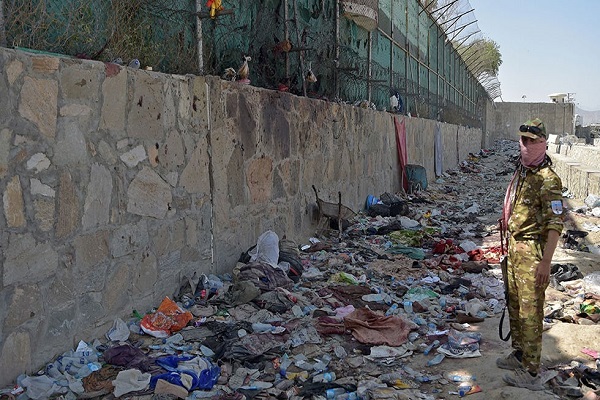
xmin=548 ymin=93 xmax=568 ymax=103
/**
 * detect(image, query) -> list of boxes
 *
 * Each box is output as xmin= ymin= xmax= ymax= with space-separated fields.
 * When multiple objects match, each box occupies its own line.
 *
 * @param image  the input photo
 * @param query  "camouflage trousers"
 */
xmin=506 ymin=236 xmax=548 ymax=372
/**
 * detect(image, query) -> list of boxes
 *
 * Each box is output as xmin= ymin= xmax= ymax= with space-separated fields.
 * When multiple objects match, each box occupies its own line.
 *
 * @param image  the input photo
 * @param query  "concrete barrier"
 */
xmin=548 ymin=144 xmax=600 ymax=199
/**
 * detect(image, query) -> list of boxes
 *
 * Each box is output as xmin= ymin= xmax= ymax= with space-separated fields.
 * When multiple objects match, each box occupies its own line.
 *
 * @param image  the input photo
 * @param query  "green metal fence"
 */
xmin=2 ymin=0 xmax=487 ymax=126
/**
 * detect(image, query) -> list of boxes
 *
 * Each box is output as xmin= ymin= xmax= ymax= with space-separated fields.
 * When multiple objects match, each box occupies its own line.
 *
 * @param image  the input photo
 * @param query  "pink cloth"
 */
xmin=502 ymin=169 xmax=519 ymax=232
xmin=344 ymin=307 xmax=414 ymax=346
xmin=520 ymin=137 xmax=547 ymax=168
xmin=394 ymin=117 xmax=409 ymax=192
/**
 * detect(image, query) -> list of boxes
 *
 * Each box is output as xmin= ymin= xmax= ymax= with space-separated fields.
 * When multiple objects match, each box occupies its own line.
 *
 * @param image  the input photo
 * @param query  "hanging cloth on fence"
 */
xmin=434 ymin=123 xmax=443 ymax=177
xmin=394 ymin=116 xmax=409 ymax=192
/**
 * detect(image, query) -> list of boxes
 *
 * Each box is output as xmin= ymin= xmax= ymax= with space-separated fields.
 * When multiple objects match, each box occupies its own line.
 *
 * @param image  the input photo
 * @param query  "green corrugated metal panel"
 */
xmin=5 ymin=0 xmax=197 ymax=74
xmin=4 ymin=0 xmax=485 ymax=125
xmin=392 ymin=1 xmax=407 ymax=44
xmin=418 ymin=11 xmax=428 ymax=59
xmin=378 ymin=0 xmax=392 ymax=36
xmin=407 ymin=0 xmax=418 ymax=54
xmin=419 ymin=64 xmax=427 ymax=89
xmin=372 ymin=31 xmax=391 ymax=72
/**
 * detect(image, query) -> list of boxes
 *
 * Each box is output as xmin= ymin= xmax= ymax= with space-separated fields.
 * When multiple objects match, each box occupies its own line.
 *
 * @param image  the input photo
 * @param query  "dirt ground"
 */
xmin=413 ymin=143 xmax=600 ymax=399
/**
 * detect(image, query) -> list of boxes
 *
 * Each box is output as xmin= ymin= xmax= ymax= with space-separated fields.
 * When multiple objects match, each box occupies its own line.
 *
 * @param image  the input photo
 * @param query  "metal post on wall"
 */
xmin=195 ymin=0 xmax=204 ymax=74
xmin=0 ymin=0 xmax=6 ymax=47
xmin=389 ymin=3 xmax=393 ymax=92
xmin=405 ymin=1 xmax=409 ymax=113
xmin=284 ymin=0 xmax=289 ymax=79
xmin=293 ymin=0 xmax=306 ymax=96
xmin=368 ymin=30 xmax=372 ymax=102
xmin=335 ymin=0 xmax=340 ymax=98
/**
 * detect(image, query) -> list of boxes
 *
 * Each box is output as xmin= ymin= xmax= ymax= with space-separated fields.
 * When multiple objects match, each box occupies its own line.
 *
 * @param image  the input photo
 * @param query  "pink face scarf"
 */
xmin=519 ymin=137 xmax=547 ymax=168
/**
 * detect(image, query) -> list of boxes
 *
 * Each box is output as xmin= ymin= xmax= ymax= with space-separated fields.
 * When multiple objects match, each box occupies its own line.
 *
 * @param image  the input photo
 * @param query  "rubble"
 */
xmin=4 ymin=140 xmax=600 ymax=400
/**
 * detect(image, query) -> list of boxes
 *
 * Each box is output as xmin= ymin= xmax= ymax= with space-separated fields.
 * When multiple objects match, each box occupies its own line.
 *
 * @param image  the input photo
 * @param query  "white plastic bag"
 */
xmin=583 ymin=272 xmax=600 ymax=295
xmin=106 ymin=318 xmax=130 ymax=342
xmin=249 ymin=230 xmax=280 ymax=268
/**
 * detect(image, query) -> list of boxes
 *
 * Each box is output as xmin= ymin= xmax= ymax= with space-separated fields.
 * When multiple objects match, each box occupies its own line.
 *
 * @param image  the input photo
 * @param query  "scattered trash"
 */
xmin=5 ymin=139 xmax=600 ymax=399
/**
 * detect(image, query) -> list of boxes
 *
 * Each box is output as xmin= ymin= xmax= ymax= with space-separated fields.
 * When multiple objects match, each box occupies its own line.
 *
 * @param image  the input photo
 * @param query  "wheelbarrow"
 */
xmin=312 ymin=185 xmax=356 ymax=237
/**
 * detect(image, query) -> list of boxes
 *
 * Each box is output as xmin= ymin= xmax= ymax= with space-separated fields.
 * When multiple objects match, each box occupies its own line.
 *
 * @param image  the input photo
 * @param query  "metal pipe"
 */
xmin=429 ymin=0 xmax=460 ymax=27
xmin=438 ymin=9 xmax=474 ymax=38
xmin=455 ymin=30 xmax=481 ymax=49
xmin=419 ymin=0 xmax=437 ymax=15
xmin=448 ymin=20 xmax=477 ymax=42
xmin=284 ymin=0 xmax=289 ymax=78
xmin=292 ymin=0 xmax=306 ymax=96
xmin=195 ymin=0 xmax=204 ymax=74
xmin=0 ymin=0 xmax=6 ymax=47
xmin=335 ymin=0 xmax=340 ymax=98
xmin=368 ymin=30 xmax=372 ymax=102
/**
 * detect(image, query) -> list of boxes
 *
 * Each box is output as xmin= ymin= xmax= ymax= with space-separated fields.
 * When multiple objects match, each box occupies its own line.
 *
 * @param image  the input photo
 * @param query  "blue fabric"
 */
xmin=151 ymin=356 xmax=220 ymax=390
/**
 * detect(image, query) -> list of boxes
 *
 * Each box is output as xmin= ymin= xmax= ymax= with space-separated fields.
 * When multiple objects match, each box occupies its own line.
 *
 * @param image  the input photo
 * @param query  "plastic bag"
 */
xmin=583 ymin=272 xmax=600 ymax=295
xmin=140 ymin=297 xmax=193 ymax=338
xmin=249 ymin=230 xmax=280 ymax=268
xmin=106 ymin=318 xmax=130 ymax=342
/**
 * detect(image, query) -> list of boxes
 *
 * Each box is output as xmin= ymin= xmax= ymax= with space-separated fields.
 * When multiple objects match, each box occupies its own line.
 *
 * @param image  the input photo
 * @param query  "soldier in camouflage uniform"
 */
xmin=497 ymin=118 xmax=564 ymax=390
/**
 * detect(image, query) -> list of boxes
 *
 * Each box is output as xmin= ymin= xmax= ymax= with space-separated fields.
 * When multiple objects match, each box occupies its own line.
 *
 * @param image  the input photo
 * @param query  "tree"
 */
xmin=458 ymin=38 xmax=502 ymax=76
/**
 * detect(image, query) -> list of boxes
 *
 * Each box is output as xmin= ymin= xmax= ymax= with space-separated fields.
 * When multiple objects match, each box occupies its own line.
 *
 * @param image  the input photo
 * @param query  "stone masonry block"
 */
xmin=127 ymin=72 xmax=165 ymax=140
xmin=127 ymin=167 xmax=172 ymax=219
xmin=18 ymin=76 xmax=58 ymax=139
xmin=4 ymin=233 xmax=58 ymax=286
xmin=3 ymin=175 xmax=25 ymax=227
xmin=74 ymin=230 xmax=110 ymax=270
xmin=110 ymin=220 xmax=149 ymax=258
xmin=0 ymin=331 xmax=31 ymax=384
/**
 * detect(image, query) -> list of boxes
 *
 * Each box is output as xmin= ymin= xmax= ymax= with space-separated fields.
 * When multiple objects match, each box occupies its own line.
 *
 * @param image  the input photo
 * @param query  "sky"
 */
xmin=468 ymin=0 xmax=600 ymax=111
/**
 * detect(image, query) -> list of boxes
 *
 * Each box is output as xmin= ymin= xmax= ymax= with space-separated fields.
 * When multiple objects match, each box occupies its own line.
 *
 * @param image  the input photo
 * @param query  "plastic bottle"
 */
xmin=385 ymin=303 xmax=399 ymax=316
xmin=458 ymin=385 xmax=472 ymax=397
xmin=325 ymin=388 xmax=347 ymax=399
xmin=423 ymin=340 xmax=440 ymax=355
xmin=279 ymin=354 xmax=292 ymax=377
xmin=335 ymin=392 xmax=358 ymax=400
xmin=252 ymin=322 xmax=275 ymax=333
xmin=439 ymin=296 xmax=447 ymax=308
xmin=75 ymin=362 xmax=102 ymax=379
xmin=403 ymin=300 xmax=413 ymax=314
xmin=426 ymin=353 xmax=445 ymax=366
xmin=164 ymin=333 xmax=184 ymax=344
xmin=447 ymin=373 xmax=476 ymax=382
xmin=313 ymin=371 xmax=336 ymax=382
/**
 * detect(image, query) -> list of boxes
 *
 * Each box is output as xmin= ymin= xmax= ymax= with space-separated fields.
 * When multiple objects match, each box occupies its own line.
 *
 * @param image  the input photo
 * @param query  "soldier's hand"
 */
xmin=535 ymin=260 xmax=551 ymax=287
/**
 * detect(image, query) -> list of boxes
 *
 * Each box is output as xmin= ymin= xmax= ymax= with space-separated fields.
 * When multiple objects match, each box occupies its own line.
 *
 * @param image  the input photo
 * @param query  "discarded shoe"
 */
xmin=503 ymin=369 xmax=545 ymax=391
xmin=437 ymin=343 xmax=481 ymax=358
xmin=455 ymin=312 xmax=484 ymax=324
xmin=496 ymin=350 xmax=522 ymax=370
xmin=550 ymin=275 xmax=565 ymax=292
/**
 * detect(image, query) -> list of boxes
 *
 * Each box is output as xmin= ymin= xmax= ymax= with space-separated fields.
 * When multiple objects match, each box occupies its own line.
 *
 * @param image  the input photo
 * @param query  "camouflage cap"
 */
xmin=519 ymin=118 xmax=546 ymax=139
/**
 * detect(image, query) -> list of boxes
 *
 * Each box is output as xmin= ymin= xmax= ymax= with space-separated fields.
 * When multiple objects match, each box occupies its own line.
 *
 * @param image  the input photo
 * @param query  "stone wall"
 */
xmin=0 ymin=47 xmax=482 ymax=385
xmin=484 ymin=101 xmax=575 ymax=146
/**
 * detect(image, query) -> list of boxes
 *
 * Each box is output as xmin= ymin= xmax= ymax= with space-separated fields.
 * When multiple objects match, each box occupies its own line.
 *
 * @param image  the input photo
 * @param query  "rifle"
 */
xmin=498 ymin=218 xmax=511 ymax=341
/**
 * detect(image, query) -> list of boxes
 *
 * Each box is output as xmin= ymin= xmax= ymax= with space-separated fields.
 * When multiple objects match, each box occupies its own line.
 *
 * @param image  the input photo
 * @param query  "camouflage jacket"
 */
xmin=508 ymin=164 xmax=564 ymax=240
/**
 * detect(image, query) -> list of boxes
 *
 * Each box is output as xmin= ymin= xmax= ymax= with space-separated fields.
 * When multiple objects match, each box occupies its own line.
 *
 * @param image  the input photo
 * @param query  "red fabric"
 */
xmin=394 ymin=116 xmax=409 ymax=192
xmin=467 ymin=249 xmax=485 ymax=261
xmin=344 ymin=307 xmax=413 ymax=346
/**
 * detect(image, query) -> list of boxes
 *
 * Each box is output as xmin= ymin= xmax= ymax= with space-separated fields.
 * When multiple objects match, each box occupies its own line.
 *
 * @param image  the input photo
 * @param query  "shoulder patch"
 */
xmin=551 ymin=200 xmax=563 ymax=215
